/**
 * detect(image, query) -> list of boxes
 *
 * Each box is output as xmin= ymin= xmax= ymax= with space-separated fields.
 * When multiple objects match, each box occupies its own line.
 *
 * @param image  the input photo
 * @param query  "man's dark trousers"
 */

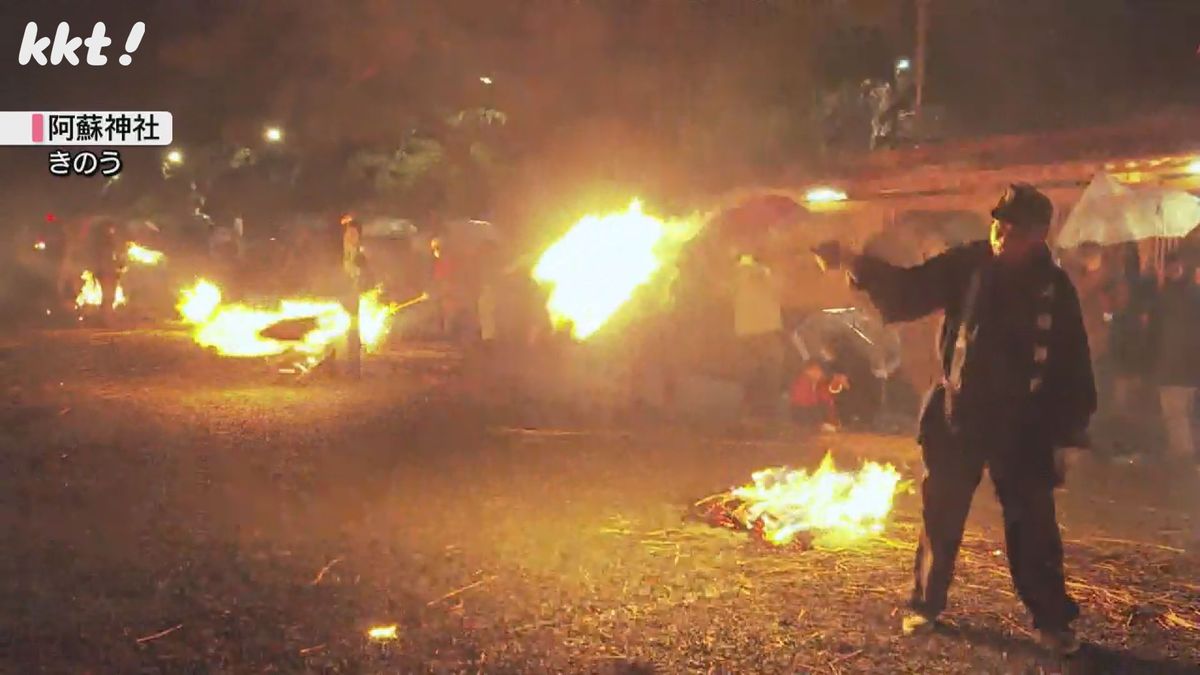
xmin=911 ymin=410 xmax=1079 ymax=631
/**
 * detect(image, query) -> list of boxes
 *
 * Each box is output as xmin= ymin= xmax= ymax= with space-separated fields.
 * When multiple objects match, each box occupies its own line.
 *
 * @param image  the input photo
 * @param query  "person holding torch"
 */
xmin=340 ymin=212 xmax=368 ymax=378
xmin=812 ymin=184 xmax=1096 ymax=656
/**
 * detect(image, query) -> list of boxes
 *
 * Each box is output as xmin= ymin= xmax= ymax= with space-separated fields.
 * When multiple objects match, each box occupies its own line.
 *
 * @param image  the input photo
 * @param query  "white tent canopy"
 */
xmin=1057 ymin=172 xmax=1200 ymax=249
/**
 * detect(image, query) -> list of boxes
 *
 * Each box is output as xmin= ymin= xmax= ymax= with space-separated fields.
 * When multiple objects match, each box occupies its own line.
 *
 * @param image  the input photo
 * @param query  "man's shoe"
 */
xmin=1036 ymin=627 xmax=1081 ymax=656
xmin=901 ymin=612 xmax=936 ymax=636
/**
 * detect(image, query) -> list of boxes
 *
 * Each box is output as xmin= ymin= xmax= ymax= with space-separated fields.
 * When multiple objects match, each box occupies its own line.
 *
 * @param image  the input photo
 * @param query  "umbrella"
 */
xmin=710 ymin=194 xmax=803 ymax=244
xmin=790 ymin=307 xmax=902 ymax=379
xmin=1057 ymin=173 xmax=1200 ymax=248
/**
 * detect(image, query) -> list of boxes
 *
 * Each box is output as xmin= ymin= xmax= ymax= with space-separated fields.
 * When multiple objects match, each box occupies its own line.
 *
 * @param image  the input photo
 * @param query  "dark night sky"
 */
xmin=0 ymin=1 xmax=1196 ymax=130
xmin=0 ymin=0 xmax=1195 ymax=170
xmin=924 ymin=0 xmax=1199 ymax=131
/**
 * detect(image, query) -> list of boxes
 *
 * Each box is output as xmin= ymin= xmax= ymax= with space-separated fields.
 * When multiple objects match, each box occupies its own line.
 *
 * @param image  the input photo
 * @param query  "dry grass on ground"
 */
xmin=0 ymin=330 xmax=1197 ymax=673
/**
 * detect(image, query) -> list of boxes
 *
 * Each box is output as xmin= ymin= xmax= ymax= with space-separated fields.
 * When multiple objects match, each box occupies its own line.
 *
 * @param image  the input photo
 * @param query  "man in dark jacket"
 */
xmin=813 ymin=183 xmax=1096 ymax=655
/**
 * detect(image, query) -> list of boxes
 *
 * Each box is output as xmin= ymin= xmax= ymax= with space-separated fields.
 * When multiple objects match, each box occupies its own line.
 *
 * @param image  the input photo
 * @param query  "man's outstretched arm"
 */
xmin=813 ymin=240 xmax=984 ymax=324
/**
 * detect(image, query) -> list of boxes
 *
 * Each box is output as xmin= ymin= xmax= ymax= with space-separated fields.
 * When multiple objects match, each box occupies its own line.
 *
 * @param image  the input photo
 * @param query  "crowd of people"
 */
xmin=16 ymin=200 xmax=1198 ymax=469
xmin=1070 ymin=242 xmax=1200 ymax=467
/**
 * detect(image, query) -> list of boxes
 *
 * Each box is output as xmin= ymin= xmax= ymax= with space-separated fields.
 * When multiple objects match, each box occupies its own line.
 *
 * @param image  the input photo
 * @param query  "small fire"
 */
xmin=75 ymin=270 xmax=126 ymax=310
xmin=127 ymin=242 xmax=165 ymax=265
xmin=532 ymin=199 xmax=699 ymax=340
xmin=367 ymin=624 xmax=399 ymax=642
xmin=177 ymin=279 xmax=404 ymax=359
xmin=359 ymin=288 xmax=421 ymax=346
xmin=729 ymin=452 xmax=905 ymax=545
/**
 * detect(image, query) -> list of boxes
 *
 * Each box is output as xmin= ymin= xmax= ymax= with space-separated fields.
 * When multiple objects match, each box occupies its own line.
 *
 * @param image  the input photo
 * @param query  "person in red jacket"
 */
xmin=789 ymin=359 xmax=849 ymax=432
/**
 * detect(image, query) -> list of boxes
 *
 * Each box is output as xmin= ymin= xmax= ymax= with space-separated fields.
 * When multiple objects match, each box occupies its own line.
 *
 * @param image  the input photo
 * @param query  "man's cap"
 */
xmin=991 ymin=183 xmax=1053 ymax=230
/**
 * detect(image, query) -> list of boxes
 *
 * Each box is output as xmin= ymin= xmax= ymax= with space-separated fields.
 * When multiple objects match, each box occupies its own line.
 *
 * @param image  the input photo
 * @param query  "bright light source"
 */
xmin=479 ymin=76 xmax=493 ymax=85
xmin=33 ymin=241 xmax=46 ymax=251
xmin=805 ymin=187 xmax=848 ymax=203
xmin=264 ymin=126 xmax=284 ymax=143
xmin=165 ymin=149 xmax=184 ymax=165
xmin=1187 ymin=159 xmax=1200 ymax=174
xmin=896 ymin=58 xmax=912 ymax=71
xmin=367 ymin=624 xmax=398 ymax=642
xmin=127 ymin=242 xmax=165 ymax=265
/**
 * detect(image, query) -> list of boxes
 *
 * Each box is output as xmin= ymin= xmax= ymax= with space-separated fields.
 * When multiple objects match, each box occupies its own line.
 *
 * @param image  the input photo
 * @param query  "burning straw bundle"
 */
xmin=693 ymin=452 xmax=908 ymax=549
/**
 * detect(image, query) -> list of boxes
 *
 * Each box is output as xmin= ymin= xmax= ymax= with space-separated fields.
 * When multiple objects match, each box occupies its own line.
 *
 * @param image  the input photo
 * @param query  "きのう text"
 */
xmin=48 ymin=150 xmax=122 ymax=177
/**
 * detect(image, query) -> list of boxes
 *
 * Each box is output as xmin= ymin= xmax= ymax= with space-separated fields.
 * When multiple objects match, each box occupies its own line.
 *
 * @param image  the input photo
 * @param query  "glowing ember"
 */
xmin=75 ymin=270 xmax=126 ymax=309
xmin=367 ymin=624 xmax=398 ymax=642
xmin=729 ymin=452 xmax=905 ymax=545
xmin=532 ymin=199 xmax=698 ymax=340
xmin=176 ymin=280 xmax=403 ymax=358
xmin=126 ymin=242 xmax=165 ymax=265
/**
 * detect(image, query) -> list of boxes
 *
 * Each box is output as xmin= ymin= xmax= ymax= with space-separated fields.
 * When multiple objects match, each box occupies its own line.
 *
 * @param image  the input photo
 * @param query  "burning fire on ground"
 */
xmin=532 ymin=199 xmax=699 ymax=339
xmin=697 ymin=452 xmax=906 ymax=548
xmin=74 ymin=242 xmax=165 ymax=310
xmin=75 ymin=270 xmax=127 ymax=310
xmin=176 ymin=279 xmax=407 ymax=363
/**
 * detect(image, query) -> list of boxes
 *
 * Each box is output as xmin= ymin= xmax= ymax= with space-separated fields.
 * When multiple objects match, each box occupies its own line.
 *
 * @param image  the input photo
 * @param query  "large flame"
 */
xmin=177 ymin=279 xmax=222 ymax=324
xmin=75 ymin=270 xmax=126 ymax=309
xmin=177 ymin=279 xmax=403 ymax=359
xmin=126 ymin=242 xmax=165 ymax=265
xmin=730 ymin=452 xmax=905 ymax=545
xmin=532 ymin=199 xmax=698 ymax=339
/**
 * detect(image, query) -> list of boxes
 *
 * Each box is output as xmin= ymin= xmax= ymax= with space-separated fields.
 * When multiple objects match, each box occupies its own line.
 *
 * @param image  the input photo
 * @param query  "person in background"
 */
xmin=1069 ymin=242 xmax=1124 ymax=457
xmin=89 ymin=218 xmax=126 ymax=324
xmin=1146 ymin=253 xmax=1199 ymax=466
xmin=339 ymin=213 xmax=367 ymax=377
xmin=429 ymin=236 xmax=458 ymax=340
xmin=1105 ymin=247 xmax=1154 ymax=461
xmin=341 ymin=213 xmax=364 ymax=287
xmin=733 ymin=251 xmax=785 ymax=421
xmin=208 ymin=219 xmax=243 ymax=292
xmin=56 ymin=215 xmax=83 ymax=308
xmin=1070 ymin=242 xmax=1116 ymax=363
xmin=789 ymin=359 xmax=848 ymax=432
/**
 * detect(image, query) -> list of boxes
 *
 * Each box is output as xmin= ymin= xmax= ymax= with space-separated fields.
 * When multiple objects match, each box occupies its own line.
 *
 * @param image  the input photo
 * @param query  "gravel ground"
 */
xmin=0 ymin=328 xmax=1198 ymax=674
